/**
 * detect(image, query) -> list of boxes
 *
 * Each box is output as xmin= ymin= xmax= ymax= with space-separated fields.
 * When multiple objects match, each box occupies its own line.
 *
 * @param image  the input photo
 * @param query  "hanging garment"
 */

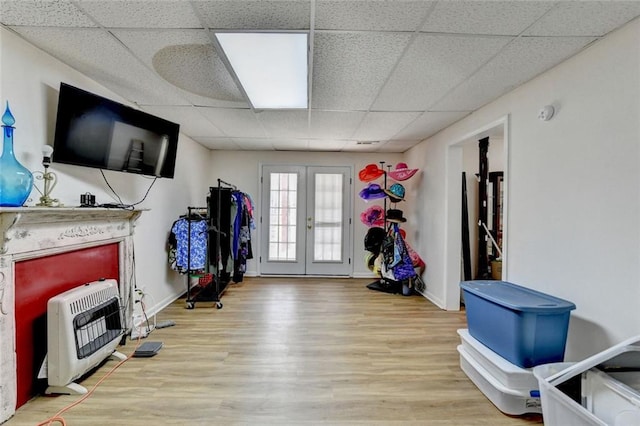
xmin=209 ymin=187 xmax=233 ymax=281
xmin=390 ymin=224 xmax=417 ymax=281
xmin=404 ymin=238 xmax=426 ymax=271
xmin=380 ymin=260 xmax=397 ymax=282
xmin=242 ymin=192 xmax=256 ymax=230
xmin=381 ymin=234 xmax=399 ymax=268
xmin=233 ymin=201 xmax=254 ymax=282
xmin=170 ymin=218 xmax=208 ymax=273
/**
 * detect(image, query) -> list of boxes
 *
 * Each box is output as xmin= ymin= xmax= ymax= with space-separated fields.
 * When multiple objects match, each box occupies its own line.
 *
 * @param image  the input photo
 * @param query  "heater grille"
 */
xmin=69 ymin=286 xmax=117 ymax=315
xmin=73 ymin=297 xmax=122 ymax=359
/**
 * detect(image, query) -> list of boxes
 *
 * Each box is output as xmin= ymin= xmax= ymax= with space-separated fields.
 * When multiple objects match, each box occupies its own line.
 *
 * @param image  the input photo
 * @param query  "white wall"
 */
xmin=208 ymin=150 xmax=403 ymax=277
xmin=405 ymin=19 xmax=640 ymax=360
xmin=1 ymin=27 xmax=211 ymax=318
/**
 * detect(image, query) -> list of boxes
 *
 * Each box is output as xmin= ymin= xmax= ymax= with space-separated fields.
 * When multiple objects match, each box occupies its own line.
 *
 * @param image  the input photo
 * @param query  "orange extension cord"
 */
xmin=37 ymin=324 xmax=146 ymax=426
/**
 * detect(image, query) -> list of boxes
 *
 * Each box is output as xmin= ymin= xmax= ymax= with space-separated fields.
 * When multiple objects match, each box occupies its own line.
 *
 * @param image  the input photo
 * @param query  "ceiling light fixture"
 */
xmin=215 ymin=32 xmax=308 ymax=109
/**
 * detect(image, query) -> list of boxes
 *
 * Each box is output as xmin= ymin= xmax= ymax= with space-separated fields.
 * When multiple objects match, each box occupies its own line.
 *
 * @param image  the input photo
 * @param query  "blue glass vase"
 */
xmin=0 ymin=102 xmax=33 ymax=207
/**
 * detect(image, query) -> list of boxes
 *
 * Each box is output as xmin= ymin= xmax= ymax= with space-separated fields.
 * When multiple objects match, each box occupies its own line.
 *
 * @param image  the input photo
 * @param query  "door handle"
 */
xmin=307 ymin=217 xmax=313 ymax=229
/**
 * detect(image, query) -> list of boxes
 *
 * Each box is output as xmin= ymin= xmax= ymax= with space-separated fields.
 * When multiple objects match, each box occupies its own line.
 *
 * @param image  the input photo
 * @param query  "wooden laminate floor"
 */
xmin=8 ymin=277 xmax=543 ymax=425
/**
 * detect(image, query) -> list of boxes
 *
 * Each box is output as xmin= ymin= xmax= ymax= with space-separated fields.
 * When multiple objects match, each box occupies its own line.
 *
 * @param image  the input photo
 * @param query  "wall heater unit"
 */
xmin=46 ymin=279 xmax=126 ymax=395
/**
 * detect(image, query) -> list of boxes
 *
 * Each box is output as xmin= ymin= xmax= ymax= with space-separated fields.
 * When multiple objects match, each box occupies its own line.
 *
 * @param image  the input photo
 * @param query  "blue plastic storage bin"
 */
xmin=460 ymin=280 xmax=576 ymax=368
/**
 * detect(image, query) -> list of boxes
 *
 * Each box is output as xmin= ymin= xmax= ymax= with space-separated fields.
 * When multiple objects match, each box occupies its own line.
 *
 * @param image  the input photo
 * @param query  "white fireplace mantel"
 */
xmin=0 ymin=207 xmax=143 ymax=423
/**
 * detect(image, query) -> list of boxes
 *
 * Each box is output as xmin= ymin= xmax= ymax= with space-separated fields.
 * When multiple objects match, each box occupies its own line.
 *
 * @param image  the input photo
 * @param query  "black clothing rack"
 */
xmin=208 ymin=178 xmax=239 ymax=306
xmin=184 ymin=206 xmax=223 ymax=309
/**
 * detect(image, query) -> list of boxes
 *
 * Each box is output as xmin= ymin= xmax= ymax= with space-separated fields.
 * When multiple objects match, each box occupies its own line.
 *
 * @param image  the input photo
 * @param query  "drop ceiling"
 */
xmin=2 ymin=1 xmax=640 ymax=152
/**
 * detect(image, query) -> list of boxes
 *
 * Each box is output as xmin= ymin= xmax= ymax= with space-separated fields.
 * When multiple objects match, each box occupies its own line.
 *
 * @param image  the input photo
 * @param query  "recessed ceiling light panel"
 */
xmin=215 ymin=32 xmax=308 ymax=109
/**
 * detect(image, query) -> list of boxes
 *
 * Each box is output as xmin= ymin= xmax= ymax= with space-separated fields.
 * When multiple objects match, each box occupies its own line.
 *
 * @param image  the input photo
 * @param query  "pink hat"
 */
xmin=388 ymin=162 xmax=418 ymax=181
xmin=360 ymin=205 xmax=385 ymax=227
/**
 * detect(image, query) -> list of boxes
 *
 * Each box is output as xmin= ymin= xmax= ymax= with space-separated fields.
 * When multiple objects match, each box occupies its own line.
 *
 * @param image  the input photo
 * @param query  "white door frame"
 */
xmin=258 ymin=163 xmax=354 ymax=276
xmin=443 ymin=115 xmax=510 ymax=310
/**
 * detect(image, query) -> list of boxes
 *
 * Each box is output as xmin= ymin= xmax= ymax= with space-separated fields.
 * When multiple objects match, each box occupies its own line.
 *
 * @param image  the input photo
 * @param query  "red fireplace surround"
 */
xmin=15 ymin=244 xmax=119 ymax=407
xmin=0 ymin=207 xmax=142 ymax=423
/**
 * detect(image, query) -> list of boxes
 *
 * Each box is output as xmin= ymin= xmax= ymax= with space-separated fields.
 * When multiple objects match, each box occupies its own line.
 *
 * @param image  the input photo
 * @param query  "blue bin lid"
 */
xmin=460 ymin=280 xmax=576 ymax=313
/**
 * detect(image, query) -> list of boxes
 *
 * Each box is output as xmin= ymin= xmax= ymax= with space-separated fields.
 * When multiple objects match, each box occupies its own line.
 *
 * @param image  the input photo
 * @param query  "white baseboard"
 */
xmin=352 ymin=272 xmax=379 ymax=279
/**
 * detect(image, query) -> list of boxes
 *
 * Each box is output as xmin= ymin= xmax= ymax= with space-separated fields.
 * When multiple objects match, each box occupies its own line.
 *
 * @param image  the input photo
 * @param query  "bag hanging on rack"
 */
xmin=391 ymin=225 xmax=417 ymax=281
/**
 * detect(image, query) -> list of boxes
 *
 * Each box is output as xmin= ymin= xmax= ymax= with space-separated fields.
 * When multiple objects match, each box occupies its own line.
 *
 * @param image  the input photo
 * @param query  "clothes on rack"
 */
xmin=389 ymin=223 xmax=416 ymax=281
xmin=209 ymin=187 xmax=255 ymax=283
xmin=168 ymin=216 xmax=208 ymax=273
xmin=209 ymin=187 xmax=233 ymax=281
xmin=231 ymin=190 xmax=254 ymax=282
xmin=366 ymin=221 xmax=424 ymax=295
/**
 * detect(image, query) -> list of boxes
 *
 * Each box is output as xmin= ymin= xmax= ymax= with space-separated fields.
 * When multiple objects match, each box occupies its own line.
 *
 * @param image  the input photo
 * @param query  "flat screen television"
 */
xmin=52 ymin=83 xmax=180 ymax=178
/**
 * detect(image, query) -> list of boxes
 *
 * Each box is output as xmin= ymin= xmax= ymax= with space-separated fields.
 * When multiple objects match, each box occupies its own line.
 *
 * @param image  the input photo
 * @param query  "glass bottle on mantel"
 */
xmin=0 ymin=102 xmax=33 ymax=207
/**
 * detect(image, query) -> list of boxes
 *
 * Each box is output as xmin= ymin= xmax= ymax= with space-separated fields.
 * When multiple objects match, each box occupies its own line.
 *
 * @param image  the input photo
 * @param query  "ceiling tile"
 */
xmin=139 ymin=105 xmax=225 ymax=138
xmin=258 ymin=110 xmax=310 ymax=139
xmin=307 ymin=139 xmax=349 ymax=151
xmin=312 ymin=31 xmax=412 ymax=110
xmin=394 ymin=111 xmax=470 ymax=141
xmin=0 ymin=0 xmax=96 ymax=27
xmin=192 ymin=0 xmax=310 ymax=30
xmin=433 ymin=36 xmax=597 ymax=112
xmin=353 ymin=112 xmax=422 ymax=141
xmin=308 ymin=110 xmax=366 ymax=139
xmin=197 ymin=108 xmax=267 ymax=138
xmin=272 ymin=139 xmax=310 ymax=151
xmin=315 ymin=0 xmax=435 ymax=31
xmin=373 ymin=34 xmax=511 ymax=111
xmin=77 ymin=0 xmax=202 ymax=28
xmin=232 ymin=138 xmax=276 ymax=150
xmin=11 ymin=27 xmax=190 ymax=106
xmin=192 ymin=137 xmax=241 ymax=150
xmin=525 ymin=1 xmax=640 ymax=36
xmin=341 ymin=140 xmax=383 ymax=152
xmin=113 ymin=29 xmax=246 ymax=107
xmin=421 ymin=1 xmax=554 ymax=36
xmin=376 ymin=140 xmax=418 ymax=153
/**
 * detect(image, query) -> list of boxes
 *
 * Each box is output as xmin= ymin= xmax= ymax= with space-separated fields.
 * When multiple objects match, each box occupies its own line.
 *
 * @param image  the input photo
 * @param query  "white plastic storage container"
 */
xmin=533 ymin=335 xmax=640 ymax=426
xmin=457 ymin=329 xmax=542 ymax=415
xmin=583 ymin=369 xmax=640 ymax=425
xmin=458 ymin=329 xmax=539 ymax=390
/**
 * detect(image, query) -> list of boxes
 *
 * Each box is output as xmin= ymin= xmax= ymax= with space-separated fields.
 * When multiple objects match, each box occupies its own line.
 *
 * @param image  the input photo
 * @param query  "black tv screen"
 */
xmin=53 ymin=83 xmax=180 ymax=178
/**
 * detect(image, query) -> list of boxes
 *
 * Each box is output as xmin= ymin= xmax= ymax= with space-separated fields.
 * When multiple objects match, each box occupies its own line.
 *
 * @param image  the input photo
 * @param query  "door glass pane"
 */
xmin=313 ymin=173 xmax=342 ymax=261
xmin=269 ymin=172 xmax=298 ymax=261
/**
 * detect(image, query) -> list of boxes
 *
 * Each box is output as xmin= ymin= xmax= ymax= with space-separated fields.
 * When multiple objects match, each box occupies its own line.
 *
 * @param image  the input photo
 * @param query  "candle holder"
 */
xmin=33 ymin=145 xmax=61 ymax=207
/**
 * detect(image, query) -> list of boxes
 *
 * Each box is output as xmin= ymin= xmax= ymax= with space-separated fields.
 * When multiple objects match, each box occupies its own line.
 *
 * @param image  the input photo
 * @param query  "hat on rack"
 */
xmin=384 ymin=183 xmax=405 ymax=202
xmin=358 ymin=163 xmax=385 ymax=182
xmin=386 ymin=209 xmax=407 ymax=223
xmin=359 ymin=183 xmax=386 ymax=201
xmin=360 ymin=205 xmax=385 ymax=227
xmin=365 ymin=252 xmax=377 ymax=271
xmin=364 ymin=226 xmax=386 ymax=253
xmin=388 ymin=162 xmax=419 ymax=181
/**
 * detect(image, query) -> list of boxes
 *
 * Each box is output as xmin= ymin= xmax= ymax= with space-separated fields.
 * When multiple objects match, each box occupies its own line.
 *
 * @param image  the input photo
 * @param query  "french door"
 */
xmin=260 ymin=165 xmax=352 ymax=276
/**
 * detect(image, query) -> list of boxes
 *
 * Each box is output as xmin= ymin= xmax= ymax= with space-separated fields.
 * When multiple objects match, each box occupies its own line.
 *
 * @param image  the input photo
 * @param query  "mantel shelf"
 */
xmin=0 ymin=206 xmax=145 ymax=223
xmin=0 ymin=207 xmax=146 ymax=255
